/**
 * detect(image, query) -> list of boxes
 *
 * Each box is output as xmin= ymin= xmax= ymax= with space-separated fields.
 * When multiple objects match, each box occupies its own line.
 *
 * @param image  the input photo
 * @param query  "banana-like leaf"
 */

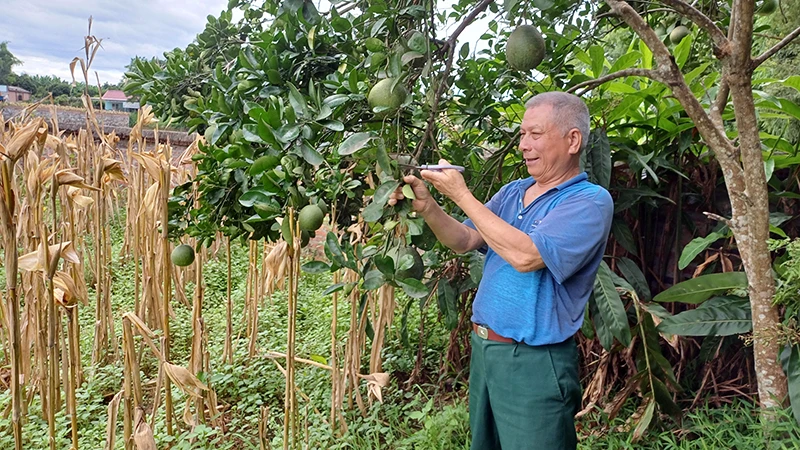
xmin=654 ymin=272 xmax=748 ymax=304
xmin=780 ymin=345 xmax=800 ymax=425
xmin=656 ymin=296 xmax=751 ymax=336
xmin=678 ymin=231 xmax=725 ymax=270
xmin=617 ymin=257 xmax=651 ymax=301
xmin=593 ymin=261 xmax=631 ymax=347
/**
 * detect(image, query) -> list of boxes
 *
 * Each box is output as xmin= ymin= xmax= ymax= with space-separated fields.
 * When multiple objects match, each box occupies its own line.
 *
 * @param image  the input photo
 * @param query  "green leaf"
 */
xmin=363 ymin=181 xmax=399 ymax=223
xmin=322 ymin=283 xmax=346 ymax=296
xmin=673 ymin=33 xmax=693 ymax=69
xmin=608 ymin=51 xmax=641 ymax=74
xmin=657 ymin=296 xmax=751 ymax=336
xmin=594 ymin=261 xmax=632 ymax=346
xmin=654 ymin=272 xmax=748 ymax=304
xmin=373 ymin=254 xmax=395 ymax=277
xmin=437 ymin=279 xmax=459 ymax=330
xmin=298 ymin=140 xmax=323 ymax=166
xmin=407 ymin=31 xmax=427 ymax=53
xmin=338 ymin=132 xmax=376 ymax=155
xmin=238 ymin=189 xmax=273 ymax=207
xmin=780 ymin=344 xmax=800 ymax=425
xmin=632 ymin=398 xmax=655 ymax=441
xmin=589 ymin=45 xmax=605 ymax=78
xmin=318 ymin=119 xmax=344 ymax=131
xmin=301 ymin=261 xmax=331 ymax=274
xmin=678 ymin=231 xmax=724 ymax=270
xmin=397 ymin=278 xmax=429 ymax=299
xmin=611 ymin=218 xmax=637 ymax=255
xmin=324 ymin=232 xmax=348 ymax=269
xmin=581 ymin=129 xmax=611 ymax=188
xmin=617 ymin=257 xmax=651 ymax=301
xmin=363 ymin=269 xmax=385 ymax=290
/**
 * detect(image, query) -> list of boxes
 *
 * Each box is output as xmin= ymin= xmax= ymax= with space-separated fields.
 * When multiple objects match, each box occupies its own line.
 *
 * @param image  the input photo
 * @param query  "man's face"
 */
xmin=519 ymin=105 xmax=579 ymax=181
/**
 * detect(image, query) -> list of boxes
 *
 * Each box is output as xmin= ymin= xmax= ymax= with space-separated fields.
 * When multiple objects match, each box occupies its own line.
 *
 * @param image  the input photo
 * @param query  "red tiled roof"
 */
xmin=102 ymin=90 xmax=128 ymax=101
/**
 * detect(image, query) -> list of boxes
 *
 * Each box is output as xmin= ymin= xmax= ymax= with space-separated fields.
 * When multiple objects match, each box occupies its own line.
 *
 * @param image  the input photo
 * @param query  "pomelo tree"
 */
xmin=126 ymin=0 xmax=800 ymax=426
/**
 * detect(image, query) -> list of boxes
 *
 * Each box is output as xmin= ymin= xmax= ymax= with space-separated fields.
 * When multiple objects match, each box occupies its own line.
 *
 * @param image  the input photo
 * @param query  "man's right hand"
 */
xmin=388 ymin=175 xmax=436 ymax=215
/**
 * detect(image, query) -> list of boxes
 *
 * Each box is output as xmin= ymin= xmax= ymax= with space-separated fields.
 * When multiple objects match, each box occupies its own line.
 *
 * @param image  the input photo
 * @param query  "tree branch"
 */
xmin=710 ymin=77 xmax=729 ymax=129
xmin=566 ymin=68 xmax=667 ymax=96
xmin=659 ymin=0 xmax=730 ymax=55
xmin=752 ymin=25 xmax=800 ymax=69
xmin=414 ymin=0 xmax=494 ymax=158
xmin=606 ymin=0 xmax=738 ymax=162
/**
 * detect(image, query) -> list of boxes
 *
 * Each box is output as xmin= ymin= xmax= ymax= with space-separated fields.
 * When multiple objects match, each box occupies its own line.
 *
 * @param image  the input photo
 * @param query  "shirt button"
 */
xmin=518 ymin=215 xmax=523 ymax=220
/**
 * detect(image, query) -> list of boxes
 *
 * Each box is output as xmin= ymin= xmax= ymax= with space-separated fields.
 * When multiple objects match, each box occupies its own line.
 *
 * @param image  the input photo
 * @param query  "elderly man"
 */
xmin=389 ymin=92 xmax=613 ymax=449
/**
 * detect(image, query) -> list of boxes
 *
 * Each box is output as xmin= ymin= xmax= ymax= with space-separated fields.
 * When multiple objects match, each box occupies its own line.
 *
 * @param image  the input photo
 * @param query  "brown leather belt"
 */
xmin=472 ymin=323 xmax=515 ymax=344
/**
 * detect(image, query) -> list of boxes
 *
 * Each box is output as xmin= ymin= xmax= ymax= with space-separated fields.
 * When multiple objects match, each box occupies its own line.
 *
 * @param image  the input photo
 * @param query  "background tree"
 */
xmin=0 ymin=41 xmax=22 ymax=84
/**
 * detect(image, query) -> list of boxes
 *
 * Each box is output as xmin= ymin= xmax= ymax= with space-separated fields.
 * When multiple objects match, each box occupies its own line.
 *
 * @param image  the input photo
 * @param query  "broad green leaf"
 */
xmin=238 ymin=189 xmax=272 ymax=207
xmin=338 ymin=132 xmax=376 ymax=155
xmin=594 ymin=261 xmax=632 ymax=346
xmin=782 ymin=75 xmax=800 ymax=94
xmin=780 ymin=345 xmax=800 ymax=424
xmin=589 ymin=45 xmax=605 ymax=78
xmin=678 ymin=231 xmax=724 ymax=270
xmin=437 ymin=279 xmax=459 ymax=330
xmin=617 ymin=257 xmax=651 ymax=301
xmin=606 ymin=82 xmax=639 ymax=94
xmin=590 ymin=294 xmax=614 ymax=350
xmin=363 ymin=269 xmax=385 ymax=290
xmin=287 ymin=83 xmax=310 ymax=118
xmin=373 ymin=254 xmax=394 ymax=277
xmin=609 ymin=51 xmax=641 ymax=74
xmin=297 ymin=140 xmax=323 ymax=166
xmin=301 ymin=261 xmax=331 ymax=274
xmin=363 ymin=181 xmax=399 ymax=222
xmin=318 ymin=119 xmax=344 ymax=131
xmin=673 ymin=33 xmax=693 ymax=69
xmin=657 ymin=296 xmax=751 ymax=336
xmin=322 ymin=283 xmax=346 ymax=296
xmin=611 ymin=218 xmax=637 ymax=255
xmin=580 ymin=129 xmax=611 ymax=188
xmin=654 ymin=272 xmax=748 ymax=304
xmin=639 ymin=39 xmax=653 ymax=69
xmin=397 ymin=278 xmax=429 ymax=299
xmin=324 ymin=232 xmax=348 ymax=269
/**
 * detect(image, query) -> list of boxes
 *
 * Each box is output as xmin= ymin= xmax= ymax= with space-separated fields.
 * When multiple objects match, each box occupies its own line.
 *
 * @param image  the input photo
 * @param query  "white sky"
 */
xmin=0 ymin=0 xmax=491 ymax=85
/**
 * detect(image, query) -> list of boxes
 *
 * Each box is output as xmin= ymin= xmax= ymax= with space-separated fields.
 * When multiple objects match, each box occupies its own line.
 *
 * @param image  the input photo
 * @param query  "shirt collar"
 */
xmin=518 ymin=172 xmax=589 ymax=194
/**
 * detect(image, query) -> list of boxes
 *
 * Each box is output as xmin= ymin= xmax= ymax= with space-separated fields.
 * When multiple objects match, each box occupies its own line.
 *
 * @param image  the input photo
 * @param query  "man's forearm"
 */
xmin=419 ymin=202 xmax=484 ymax=253
xmin=455 ymin=194 xmax=545 ymax=272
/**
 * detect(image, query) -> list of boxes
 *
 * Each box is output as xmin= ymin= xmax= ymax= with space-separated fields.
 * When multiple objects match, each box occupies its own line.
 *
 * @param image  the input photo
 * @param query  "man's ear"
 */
xmin=567 ymin=129 xmax=582 ymax=155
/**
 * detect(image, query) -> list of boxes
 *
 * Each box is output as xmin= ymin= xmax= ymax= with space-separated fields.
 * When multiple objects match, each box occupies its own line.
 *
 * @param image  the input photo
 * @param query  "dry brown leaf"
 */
xmin=4 ymin=118 xmax=44 ymax=161
xmin=66 ymin=186 xmax=95 ymax=207
xmin=54 ymin=271 xmax=80 ymax=307
xmin=103 ymin=157 xmax=126 ymax=181
xmin=357 ymin=372 xmax=390 ymax=403
xmin=18 ymin=241 xmax=80 ymax=272
xmin=105 ymin=390 xmax=123 ymax=450
xmin=182 ymin=398 xmax=196 ymax=427
xmin=131 ymin=153 xmax=164 ymax=182
xmin=162 ymin=362 xmax=208 ymax=398
xmin=133 ymin=408 xmax=156 ymax=450
xmin=55 ymin=169 xmax=100 ymax=191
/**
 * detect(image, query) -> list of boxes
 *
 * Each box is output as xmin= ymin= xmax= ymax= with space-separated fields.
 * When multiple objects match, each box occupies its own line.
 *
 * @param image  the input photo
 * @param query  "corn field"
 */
xmin=0 ymin=31 xmax=398 ymax=450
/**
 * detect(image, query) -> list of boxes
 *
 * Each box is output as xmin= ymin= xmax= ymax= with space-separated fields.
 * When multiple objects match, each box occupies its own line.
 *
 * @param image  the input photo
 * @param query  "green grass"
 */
xmin=2 ymin=217 xmax=800 ymax=448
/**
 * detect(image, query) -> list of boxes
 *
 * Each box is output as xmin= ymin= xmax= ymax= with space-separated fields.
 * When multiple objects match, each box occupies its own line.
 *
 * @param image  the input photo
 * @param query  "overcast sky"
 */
xmin=0 ymin=0 xmax=230 ymax=84
xmin=0 ymin=0 xmax=491 ymax=86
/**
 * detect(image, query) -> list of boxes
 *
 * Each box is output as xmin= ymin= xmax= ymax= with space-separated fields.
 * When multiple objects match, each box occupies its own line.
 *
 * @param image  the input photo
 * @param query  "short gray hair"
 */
xmin=524 ymin=92 xmax=590 ymax=151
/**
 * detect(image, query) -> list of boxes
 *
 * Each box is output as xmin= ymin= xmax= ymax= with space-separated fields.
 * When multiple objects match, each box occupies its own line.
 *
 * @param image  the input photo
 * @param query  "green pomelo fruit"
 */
xmin=506 ymin=25 xmax=546 ymax=71
xmin=757 ymin=0 xmax=778 ymax=14
xmin=365 ymin=37 xmax=385 ymax=52
xmin=392 ymin=246 xmax=424 ymax=280
xmin=250 ymin=154 xmax=279 ymax=175
xmin=670 ymin=25 xmax=690 ymax=44
xmin=298 ymin=204 xmax=324 ymax=231
xmin=171 ymin=244 xmax=195 ymax=267
xmin=367 ymin=79 xmax=408 ymax=113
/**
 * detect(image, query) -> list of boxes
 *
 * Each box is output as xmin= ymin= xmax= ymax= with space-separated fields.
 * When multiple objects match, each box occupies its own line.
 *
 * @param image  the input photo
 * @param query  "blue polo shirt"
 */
xmin=464 ymin=172 xmax=613 ymax=346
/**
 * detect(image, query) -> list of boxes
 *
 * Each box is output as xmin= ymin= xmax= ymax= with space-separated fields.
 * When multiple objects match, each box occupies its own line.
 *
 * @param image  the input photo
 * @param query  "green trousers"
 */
xmin=469 ymin=331 xmax=581 ymax=450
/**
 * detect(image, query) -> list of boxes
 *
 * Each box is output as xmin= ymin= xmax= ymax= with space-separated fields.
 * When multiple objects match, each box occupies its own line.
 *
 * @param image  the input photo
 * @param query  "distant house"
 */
xmin=102 ymin=90 xmax=140 ymax=112
xmin=0 ymin=85 xmax=32 ymax=103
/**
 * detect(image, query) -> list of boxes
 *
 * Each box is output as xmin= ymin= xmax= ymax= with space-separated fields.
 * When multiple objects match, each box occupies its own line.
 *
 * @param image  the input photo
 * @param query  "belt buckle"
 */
xmin=476 ymin=325 xmax=489 ymax=340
